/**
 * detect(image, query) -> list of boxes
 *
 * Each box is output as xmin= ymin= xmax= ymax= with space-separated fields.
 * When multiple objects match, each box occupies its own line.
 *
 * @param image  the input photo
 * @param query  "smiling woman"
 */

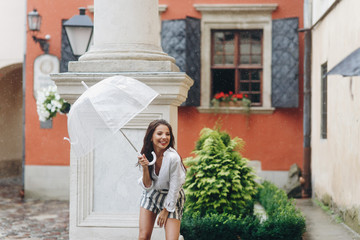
xmin=137 ymin=119 xmax=186 ymax=240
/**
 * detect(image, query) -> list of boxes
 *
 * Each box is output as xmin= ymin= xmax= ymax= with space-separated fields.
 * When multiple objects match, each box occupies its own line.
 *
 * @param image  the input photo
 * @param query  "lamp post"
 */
xmin=27 ymin=9 xmax=50 ymax=53
xmin=63 ymin=7 xmax=93 ymax=58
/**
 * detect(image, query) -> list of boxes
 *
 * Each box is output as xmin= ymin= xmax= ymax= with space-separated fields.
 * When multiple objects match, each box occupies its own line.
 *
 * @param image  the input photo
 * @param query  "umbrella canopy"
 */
xmin=327 ymin=47 xmax=360 ymax=76
xmin=67 ymin=75 xmax=158 ymax=158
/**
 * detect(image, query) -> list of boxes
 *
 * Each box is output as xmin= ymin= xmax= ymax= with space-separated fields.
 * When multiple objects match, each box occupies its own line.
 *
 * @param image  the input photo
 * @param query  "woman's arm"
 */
xmin=138 ymin=154 xmax=153 ymax=189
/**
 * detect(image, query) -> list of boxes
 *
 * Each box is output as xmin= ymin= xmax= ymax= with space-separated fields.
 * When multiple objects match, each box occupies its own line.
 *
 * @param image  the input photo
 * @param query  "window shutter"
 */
xmin=161 ymin=17 xmax=201 ymax=106
xmin=271 ymin=17 xmax=299 ymax=108
xmin=60 ymin=20 xmax=77 ymax=73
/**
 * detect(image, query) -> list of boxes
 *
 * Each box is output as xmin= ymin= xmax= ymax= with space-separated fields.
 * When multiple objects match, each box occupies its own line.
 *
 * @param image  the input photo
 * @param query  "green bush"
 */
xmin=180 ymin=212 xmax=242 ymax=240
xmin=183 ymin=127 xmax=258 ymax=216
xmin=256 ymin=181 xmax=306 ymax=240
xmin=181 ymin=211 xmax=265 ymax=240
xmin=181 ymin=182 xmax=306 ymax=240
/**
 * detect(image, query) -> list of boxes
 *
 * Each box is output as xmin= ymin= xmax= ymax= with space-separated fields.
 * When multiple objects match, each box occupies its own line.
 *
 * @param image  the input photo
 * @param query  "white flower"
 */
xmin=36 ymin=85 xmax=68 ymax=122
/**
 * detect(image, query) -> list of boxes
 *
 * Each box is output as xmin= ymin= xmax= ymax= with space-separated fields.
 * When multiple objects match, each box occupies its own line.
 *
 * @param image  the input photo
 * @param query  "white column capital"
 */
xmin=52 ymin=72 xmax=193 ymax=106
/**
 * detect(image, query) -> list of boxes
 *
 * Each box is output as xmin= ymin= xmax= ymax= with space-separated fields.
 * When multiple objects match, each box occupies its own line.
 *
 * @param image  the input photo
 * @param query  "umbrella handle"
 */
xmin=148 ymin=151 xmax=157 ymax=166
xmin=136 ymin=151 xmax=156 ymax=166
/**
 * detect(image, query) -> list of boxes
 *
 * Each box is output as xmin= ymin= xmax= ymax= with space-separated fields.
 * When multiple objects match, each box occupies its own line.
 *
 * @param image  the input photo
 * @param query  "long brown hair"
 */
xmin=141 ymin=119 xmax=184 ymax=180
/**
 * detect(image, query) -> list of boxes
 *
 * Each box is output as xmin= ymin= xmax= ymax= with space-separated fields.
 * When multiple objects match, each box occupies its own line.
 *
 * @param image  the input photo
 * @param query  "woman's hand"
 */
xmin=138 ymin=154 xmax=149 ymax=168
xmin=157 ymin=208 xmax=169 ymax=228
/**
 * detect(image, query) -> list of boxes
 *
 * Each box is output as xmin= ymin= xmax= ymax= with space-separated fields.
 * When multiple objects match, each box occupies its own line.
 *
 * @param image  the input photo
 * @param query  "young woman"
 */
xmin=137 ymin=119 xmax=186 ymax=240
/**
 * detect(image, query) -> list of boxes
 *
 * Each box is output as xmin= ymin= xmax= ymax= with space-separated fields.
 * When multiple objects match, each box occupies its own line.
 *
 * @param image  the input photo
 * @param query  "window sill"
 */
xmin=197 ymin=106 xmax=275 ymax=114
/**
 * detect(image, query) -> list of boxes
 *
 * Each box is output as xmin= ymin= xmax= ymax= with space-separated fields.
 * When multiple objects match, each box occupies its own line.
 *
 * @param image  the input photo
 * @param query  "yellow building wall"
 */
xmin=311 ymin=0 xmax=360 ymax=233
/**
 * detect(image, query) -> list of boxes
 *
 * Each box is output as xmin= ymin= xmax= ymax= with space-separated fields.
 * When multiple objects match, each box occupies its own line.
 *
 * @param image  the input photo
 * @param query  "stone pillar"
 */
xmin=69 ymin=0 xmax=179 ymax=73
xmin=51 ymin=1 xmax=193 ymax=239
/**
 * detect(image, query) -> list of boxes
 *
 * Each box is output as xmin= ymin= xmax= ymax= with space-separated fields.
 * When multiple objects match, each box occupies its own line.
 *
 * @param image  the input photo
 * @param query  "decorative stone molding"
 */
xmin=52 ymin=72 xmax=193 ymax=106
xmin=194 ymin=4 xmax=278 ymax=12
xmin=194 ymin=4 xmax=278 ymax=110
xmin=75 ymin=112 xmax=163 ymax=227
xmin=197 ymin=106 xmax=275 ymax=114
xmin=158 ymin=4 xmax=168 ymax=13
xmin=87 ymin=4 xmax=167 ymax=14
xmin=87 ymin=5 xmax=94 ymax=13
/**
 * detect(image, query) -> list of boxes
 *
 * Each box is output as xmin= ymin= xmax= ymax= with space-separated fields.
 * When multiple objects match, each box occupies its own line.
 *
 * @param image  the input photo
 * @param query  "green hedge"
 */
xmin=256 ymin=181 xmax=306 ymax=240
xmin=180 ymin=181 xmax=306 ymax=240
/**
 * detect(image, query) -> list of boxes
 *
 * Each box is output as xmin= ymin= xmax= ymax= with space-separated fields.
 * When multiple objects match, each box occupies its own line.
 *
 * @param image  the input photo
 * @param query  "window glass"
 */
xmin=251 ymin=71 xmax=260 ymax=80
xmin=212 ymin=69 xmax=235 ymax=95
xmin=213 ymin=31 xmax=234 ymax=65
xmin=240 ymin=43 xmax=251 ymax=54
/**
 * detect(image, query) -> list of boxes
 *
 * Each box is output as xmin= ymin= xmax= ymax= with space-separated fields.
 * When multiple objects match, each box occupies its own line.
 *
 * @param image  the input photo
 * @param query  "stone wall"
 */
xmin=0 ymin=64 xmax=23 ymax=178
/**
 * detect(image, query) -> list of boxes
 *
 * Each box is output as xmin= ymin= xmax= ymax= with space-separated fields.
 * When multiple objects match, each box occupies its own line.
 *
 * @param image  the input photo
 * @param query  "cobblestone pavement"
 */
xmin=1 ymin=177 xmax=360 ymax=240
xmin=0 ymin=177 xmax=69 ymax=240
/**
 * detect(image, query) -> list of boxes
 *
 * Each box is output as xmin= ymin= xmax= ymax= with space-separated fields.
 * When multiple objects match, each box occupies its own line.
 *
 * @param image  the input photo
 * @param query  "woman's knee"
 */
xmin=138 ymin=231 xmax=152 ymax=240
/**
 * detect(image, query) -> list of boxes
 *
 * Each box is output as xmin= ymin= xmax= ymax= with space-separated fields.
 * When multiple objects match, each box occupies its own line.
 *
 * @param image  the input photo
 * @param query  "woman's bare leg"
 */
xmin=139 ymin=207 xmax=157 ymax=240
xmin=164 ymin=218 xmax=181 ymax=240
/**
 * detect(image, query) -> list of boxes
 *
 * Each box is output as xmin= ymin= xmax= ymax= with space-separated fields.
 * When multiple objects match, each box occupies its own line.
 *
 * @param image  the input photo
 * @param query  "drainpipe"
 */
xmin=303 ymin=30 xmax=312 ymax=197
xmin=21 ymin=0 xmax=28 ymax=198
xmin=302 ymin=0 xmax=312 ymax=198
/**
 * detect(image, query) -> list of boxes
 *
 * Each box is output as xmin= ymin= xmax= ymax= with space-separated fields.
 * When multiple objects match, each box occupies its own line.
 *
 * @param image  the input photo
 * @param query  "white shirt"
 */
xmin=138 ymin=147 xmax=186 ymax=212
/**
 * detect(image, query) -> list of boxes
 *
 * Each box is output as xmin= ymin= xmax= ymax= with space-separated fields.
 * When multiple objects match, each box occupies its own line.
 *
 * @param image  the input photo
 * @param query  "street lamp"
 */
xmin=27 ymin=9 xmax=50 ymax=53
xmin=63 ymin=7 xmax=93 ymax=57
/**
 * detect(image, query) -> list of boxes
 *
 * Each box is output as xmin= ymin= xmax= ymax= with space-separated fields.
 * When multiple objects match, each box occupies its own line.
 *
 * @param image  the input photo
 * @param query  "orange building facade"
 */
xmin=24 ymin=0 xmax=304 ymax=199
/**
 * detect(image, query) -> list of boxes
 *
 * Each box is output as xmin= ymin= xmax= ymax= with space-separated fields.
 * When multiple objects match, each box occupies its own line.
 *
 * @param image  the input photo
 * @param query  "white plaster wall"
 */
xmin=25 ymin=165 xmax=70 ymax=200
xmin=312 ymin=0 xmax=336 ymax=25
xmin=311 ymin=0 xmax=360 ymax=208
xmin=0 ymin=0 xmax=26 ymax=69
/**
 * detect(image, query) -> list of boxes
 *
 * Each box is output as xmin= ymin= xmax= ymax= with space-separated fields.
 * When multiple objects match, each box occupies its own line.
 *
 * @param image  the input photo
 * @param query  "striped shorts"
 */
xmin=140 ymin=188 xmax=185 ymax=220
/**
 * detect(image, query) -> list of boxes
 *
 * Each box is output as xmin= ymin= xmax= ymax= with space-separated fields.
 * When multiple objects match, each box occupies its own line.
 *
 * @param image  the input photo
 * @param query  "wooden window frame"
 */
xmin=210 ymin=30 xmax=263 ymax=106
xmin=195 ymin=4 xmax=277 ymax=114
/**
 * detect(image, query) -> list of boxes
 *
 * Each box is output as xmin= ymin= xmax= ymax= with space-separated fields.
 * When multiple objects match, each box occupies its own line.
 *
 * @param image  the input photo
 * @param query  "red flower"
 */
xmin=214 ymin=92 xmax=225 ymax=99
xmin=236 ymin=93 xmax=243 ymax=99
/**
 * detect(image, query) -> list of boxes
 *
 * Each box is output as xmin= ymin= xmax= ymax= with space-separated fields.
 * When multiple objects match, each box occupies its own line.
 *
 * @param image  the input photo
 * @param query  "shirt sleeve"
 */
xmin=164 ymin=155 xmax=186 ymax=212
xmin=138 ymin=167 xmax=154 ymax=190
xmin=138 ymin=176 xmax=154 ymax=190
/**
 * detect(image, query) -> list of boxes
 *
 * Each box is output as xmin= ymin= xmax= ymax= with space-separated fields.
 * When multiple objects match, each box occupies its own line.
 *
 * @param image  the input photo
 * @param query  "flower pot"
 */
xmin=219 ymin=102 xmax=227 ymax=107
xmin=228 ymin=101 xmax=235 ymax=107
xmin=235 ymin=101 xmax=243 ymax=107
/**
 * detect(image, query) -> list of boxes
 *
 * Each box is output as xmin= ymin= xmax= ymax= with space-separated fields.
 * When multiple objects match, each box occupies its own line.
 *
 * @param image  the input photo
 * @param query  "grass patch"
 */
xmin=314 ymin=199 xmax=343 ymax=223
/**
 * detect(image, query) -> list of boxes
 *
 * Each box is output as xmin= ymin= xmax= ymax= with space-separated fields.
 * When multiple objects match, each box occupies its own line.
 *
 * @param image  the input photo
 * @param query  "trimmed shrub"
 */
xmin=256 ymin=181 xmax=306 ymax=240
xmin=181 ymin=182 xmax=306 ymax=240
xmin=183 ymin=127 xmax=258 ymax=217
xmin=180 ymin=212 xmax=242 ymax=240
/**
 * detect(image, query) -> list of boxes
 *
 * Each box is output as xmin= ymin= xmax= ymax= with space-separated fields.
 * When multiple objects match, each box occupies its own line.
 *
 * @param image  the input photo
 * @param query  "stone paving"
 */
xmin=296 ymin=199 xmax=360 ymax=240
xmin=1 ymin=177 xmax=360 ymax=240
xmin=0 ymin=177 xmax=69 ymax=240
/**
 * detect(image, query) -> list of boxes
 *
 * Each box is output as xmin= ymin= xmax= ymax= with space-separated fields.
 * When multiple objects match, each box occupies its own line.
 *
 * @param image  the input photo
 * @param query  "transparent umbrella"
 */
xmin=66 ymin=75 xmax=159 ymax=164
